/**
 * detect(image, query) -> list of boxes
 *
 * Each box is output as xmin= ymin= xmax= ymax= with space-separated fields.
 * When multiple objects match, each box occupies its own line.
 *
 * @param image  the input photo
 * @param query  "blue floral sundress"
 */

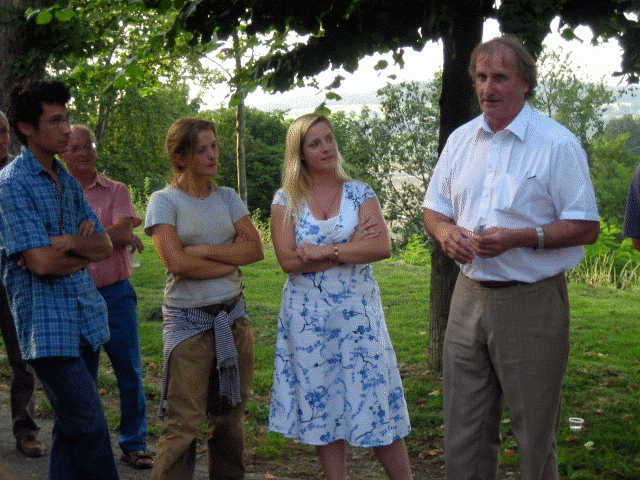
xmin=268 ymin=180 xmax=411 ymax=447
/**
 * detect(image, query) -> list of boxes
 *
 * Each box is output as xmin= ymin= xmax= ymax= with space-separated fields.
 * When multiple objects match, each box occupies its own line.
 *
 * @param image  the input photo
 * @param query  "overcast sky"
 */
xmin=200 ymin=17 xmax=626 ymax=114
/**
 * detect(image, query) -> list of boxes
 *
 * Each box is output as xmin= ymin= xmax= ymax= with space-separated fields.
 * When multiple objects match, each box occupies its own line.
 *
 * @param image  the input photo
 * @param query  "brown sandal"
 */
xmin=120 ymin=450 xmax=154 ymax=469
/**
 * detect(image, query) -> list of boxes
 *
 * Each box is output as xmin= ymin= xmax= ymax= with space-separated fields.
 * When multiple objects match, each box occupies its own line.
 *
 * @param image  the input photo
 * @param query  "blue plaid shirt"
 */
xmin=0 ymin=147 xmax=109 ymax=360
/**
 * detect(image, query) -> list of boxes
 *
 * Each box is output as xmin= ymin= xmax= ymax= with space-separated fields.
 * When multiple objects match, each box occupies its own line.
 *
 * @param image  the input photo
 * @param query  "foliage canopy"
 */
xmin=145 ymin=0 xmax=640 ymax=94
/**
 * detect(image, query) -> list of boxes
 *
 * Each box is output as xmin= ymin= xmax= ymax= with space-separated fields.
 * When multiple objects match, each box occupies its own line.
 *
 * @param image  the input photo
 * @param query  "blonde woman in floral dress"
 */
xmin=269 ymin=113 xmax=413 ymax=480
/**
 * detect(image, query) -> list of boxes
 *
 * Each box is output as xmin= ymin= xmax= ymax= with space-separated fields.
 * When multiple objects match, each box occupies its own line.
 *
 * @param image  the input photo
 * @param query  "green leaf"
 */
xmin=54 ymin=7 xmax=75 ymax=22
xmin=374 ymin=60 xmax=389 ymax=71
xmin=314 ymin=102 xmax=331 ymax=115
xmin=36 ymin=10 xmax=54 ymax=25
xmin=149 ymin=34 xmax=165 ymax=52
xmin=24 ymin=7 xmax=37 ymax=21
xmin=113 ymin=75 xmax=127 ymax=90
xmin=326 ymin=92 xmax=342 ymax=101
xmin=125 ymin=63 xmax=144 ymax=80
xmin=229 ymin=93 xmax=241 ymax=107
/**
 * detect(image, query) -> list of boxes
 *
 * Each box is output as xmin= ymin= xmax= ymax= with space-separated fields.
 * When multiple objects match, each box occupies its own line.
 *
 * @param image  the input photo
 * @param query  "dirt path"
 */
xmin=0 ymin=389 xmax=296 ymax=480
xmin=0 ymin=378 xmax=522 ymax=479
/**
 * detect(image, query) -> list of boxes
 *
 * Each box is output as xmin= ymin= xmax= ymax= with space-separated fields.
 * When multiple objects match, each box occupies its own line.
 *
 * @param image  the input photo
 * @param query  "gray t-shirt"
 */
xmin=145 ymin=185 xmax=250 ymax=307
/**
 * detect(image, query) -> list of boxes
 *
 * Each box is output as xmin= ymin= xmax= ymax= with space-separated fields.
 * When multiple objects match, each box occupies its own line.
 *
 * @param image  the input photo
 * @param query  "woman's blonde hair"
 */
xmin=166 ymin=117 xmax=218 ymax=193
xmin=281 ymin=113 xmax=350 ymax=221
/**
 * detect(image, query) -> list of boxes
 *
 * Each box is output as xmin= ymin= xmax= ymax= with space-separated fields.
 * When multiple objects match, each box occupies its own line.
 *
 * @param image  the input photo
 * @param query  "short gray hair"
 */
xmin=71 ymin=124 xmax=97 ymax=143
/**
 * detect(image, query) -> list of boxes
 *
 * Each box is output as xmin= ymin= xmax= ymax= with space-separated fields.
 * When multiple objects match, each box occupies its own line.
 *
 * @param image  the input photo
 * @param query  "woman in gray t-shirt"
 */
xmin=145 ymin=117 xmax=263 ymax=480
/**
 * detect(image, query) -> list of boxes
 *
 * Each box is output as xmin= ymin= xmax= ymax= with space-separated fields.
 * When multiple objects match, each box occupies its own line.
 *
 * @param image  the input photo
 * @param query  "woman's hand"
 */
xmin=183 ymin=244 xmax=210 ymax=258
xmin=234 ymin=229 xmax=250 ymax=242
xmin=297 ymin=243 xmax=331 ymax=263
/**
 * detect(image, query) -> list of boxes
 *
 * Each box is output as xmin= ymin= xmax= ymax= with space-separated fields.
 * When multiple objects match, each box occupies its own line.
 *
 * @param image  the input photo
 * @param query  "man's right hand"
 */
xmin=437 ymin=223 xmax=475 ymax=264
xmin=424 ymin=208 xmax=475 ymax=264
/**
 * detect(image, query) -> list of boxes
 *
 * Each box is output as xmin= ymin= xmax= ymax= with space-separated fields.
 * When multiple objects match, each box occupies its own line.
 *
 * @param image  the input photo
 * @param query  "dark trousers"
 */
xmin=30 ymin=347 xmax=120 ymax=480
xmin=0 ymin=284 xmax=39 ymax=439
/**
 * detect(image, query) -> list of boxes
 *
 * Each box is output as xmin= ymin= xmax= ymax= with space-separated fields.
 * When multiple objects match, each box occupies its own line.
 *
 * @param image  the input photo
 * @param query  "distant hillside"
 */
xmin=605 ymin=86 xmax=640 ymax=120
xmin=250 ymin=83 xmax=640 ymax=122
xmin=251 ymin=90 xmax=380 ymax=118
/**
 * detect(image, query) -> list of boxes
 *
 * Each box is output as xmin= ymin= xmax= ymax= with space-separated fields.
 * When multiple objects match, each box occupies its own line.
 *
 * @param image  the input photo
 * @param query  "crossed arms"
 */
xmin=271 ymin=196 xmax=391 ymax=274
xmin=22 ymin=219 xmax=113 ymax=276
xmin=150 ymin=215 xmax=264 ymax=280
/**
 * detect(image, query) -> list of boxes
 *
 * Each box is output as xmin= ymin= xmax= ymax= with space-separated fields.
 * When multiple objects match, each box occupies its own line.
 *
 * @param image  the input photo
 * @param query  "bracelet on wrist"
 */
xmin=534 ymin=226 xmax=544 ymax=250
xmin=334 ymin=244 xmax=339 ymax=258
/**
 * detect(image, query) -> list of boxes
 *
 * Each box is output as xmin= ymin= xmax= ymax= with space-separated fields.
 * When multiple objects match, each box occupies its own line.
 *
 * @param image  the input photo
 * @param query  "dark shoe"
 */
xmin=120 ymin=450 xmax=154 ymax=469
xmin=16 ymin=436 xmax=45 ymax=457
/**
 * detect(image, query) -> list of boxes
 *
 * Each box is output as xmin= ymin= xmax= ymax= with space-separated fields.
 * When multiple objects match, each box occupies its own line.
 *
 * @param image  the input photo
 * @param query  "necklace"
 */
xmin=316 ymin=183 xmax=342 ymax=220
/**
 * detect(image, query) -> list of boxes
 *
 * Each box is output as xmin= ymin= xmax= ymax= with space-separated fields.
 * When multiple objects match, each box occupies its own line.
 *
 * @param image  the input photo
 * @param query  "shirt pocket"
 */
xmin=493 ymin=172 xmax=550 ymax=219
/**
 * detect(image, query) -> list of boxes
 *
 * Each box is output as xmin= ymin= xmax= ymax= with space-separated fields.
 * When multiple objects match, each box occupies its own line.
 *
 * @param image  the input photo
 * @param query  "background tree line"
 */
xmin=53 ymin=43 xmax=640 ymax=256
xmin=5 ymin=0 xmax=640 ymax=371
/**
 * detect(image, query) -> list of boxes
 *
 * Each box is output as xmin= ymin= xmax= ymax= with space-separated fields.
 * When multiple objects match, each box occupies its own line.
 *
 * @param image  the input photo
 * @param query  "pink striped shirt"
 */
xmin=84 ymin=174 xmax=141 ymax=288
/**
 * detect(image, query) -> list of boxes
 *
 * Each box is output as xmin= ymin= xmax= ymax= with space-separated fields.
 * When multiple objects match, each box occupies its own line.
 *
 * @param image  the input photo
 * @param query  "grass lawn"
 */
xmin=3 ymin=227 xmax=640 ymax=478
xmin=128 ymin=230 xmax=640 ymax=478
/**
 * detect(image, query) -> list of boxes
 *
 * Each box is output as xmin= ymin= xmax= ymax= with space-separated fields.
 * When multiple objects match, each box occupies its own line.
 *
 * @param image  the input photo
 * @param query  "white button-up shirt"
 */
xmin=423 ymin=102 xmax=599 ymax=283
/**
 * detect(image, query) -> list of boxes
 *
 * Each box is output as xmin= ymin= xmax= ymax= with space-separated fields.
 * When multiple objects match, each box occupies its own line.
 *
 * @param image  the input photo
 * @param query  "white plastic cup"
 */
xmin=568 ymin=417 xmax=584 ymax=431
xmin=128 ymin=245 xmax=141 ymax=268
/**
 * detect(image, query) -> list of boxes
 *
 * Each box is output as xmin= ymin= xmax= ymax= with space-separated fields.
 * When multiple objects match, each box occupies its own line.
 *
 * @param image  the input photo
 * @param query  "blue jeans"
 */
xmin=30 ymin=347 xmax=120 ymax=480
xmin=98 ymin=279 xmax=147 ymax=454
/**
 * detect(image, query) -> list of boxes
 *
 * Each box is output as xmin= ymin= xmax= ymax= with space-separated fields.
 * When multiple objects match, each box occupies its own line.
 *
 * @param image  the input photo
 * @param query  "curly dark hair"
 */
xmin=6 ymin=80 xmax=71 ymax=145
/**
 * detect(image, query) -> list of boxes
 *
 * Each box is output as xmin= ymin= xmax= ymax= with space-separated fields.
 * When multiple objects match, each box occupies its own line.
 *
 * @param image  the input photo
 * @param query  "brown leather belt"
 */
xmin=474 ymin=279 xmax=524 ymax=288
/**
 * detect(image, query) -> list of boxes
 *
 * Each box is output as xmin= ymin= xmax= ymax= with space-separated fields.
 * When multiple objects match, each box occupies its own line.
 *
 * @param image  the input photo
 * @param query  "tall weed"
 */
xmin=251 ymin=208 xmax=271 ymax=244
xmin=568 ymin=222 xmax=640 ymax=289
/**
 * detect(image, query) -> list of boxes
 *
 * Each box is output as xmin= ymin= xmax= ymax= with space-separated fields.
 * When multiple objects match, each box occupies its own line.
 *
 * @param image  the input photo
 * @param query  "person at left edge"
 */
xmin=0 ymin=80 xmax=119 ymax=480
xmin=0 ymin=109 xmax=45 ymax=458
xmin=59 ymin=124 xmax=153 ymax=469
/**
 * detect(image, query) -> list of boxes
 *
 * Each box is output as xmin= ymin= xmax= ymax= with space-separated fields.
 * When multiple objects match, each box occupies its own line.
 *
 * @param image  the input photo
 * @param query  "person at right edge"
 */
xmin=423 ymin=34 xmax=600 ymax=480
xmin=623 ymin=159 xmax=640 ymax=252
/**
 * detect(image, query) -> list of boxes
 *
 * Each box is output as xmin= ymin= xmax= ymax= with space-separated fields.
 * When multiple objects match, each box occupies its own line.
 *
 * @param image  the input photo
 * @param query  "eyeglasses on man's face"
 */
xmin=67 ymin=143 xmax=96 ymax=154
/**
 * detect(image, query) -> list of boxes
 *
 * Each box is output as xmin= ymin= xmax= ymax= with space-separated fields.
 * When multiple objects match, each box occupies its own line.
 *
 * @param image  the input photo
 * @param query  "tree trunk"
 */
xmin=0 ymin=0 xmax=46 ymax=154
xmin=233 ymin=31 xmax=248 ymax=204
xmin=235 ymin=100 xmax=248 ymax=203
xmin=427 ymin=15 xmax=484 ymax=372
xmin=0 ymin=0 xmax=46 ymax=107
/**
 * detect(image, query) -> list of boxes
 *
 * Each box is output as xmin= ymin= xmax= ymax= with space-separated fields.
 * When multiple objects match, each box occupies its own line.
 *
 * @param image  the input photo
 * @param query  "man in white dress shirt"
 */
xmin=423 ymin=34 xmax=600 ymax=480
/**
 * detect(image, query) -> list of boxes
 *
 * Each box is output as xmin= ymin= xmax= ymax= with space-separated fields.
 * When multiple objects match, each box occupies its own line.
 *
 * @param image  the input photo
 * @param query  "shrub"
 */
xmin=394 ymin=234 xmax=431 ymax=266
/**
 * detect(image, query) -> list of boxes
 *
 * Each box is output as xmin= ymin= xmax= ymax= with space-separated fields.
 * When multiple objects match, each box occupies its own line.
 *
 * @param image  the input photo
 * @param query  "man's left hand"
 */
xmin=49 ymin=235 xmax=76 ymax=254
xmin=468 ymin=227 xmax=515 ymax=258
xmin=76 ymin=220 xmax=96 ymax=237
xmin=128 ymin=234 xmax=144 ymax=253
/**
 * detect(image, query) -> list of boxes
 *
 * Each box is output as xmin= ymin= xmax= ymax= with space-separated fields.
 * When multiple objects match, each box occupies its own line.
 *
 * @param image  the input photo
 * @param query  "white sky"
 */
xmin=201 ymin=17 xmax=626 ymax=113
